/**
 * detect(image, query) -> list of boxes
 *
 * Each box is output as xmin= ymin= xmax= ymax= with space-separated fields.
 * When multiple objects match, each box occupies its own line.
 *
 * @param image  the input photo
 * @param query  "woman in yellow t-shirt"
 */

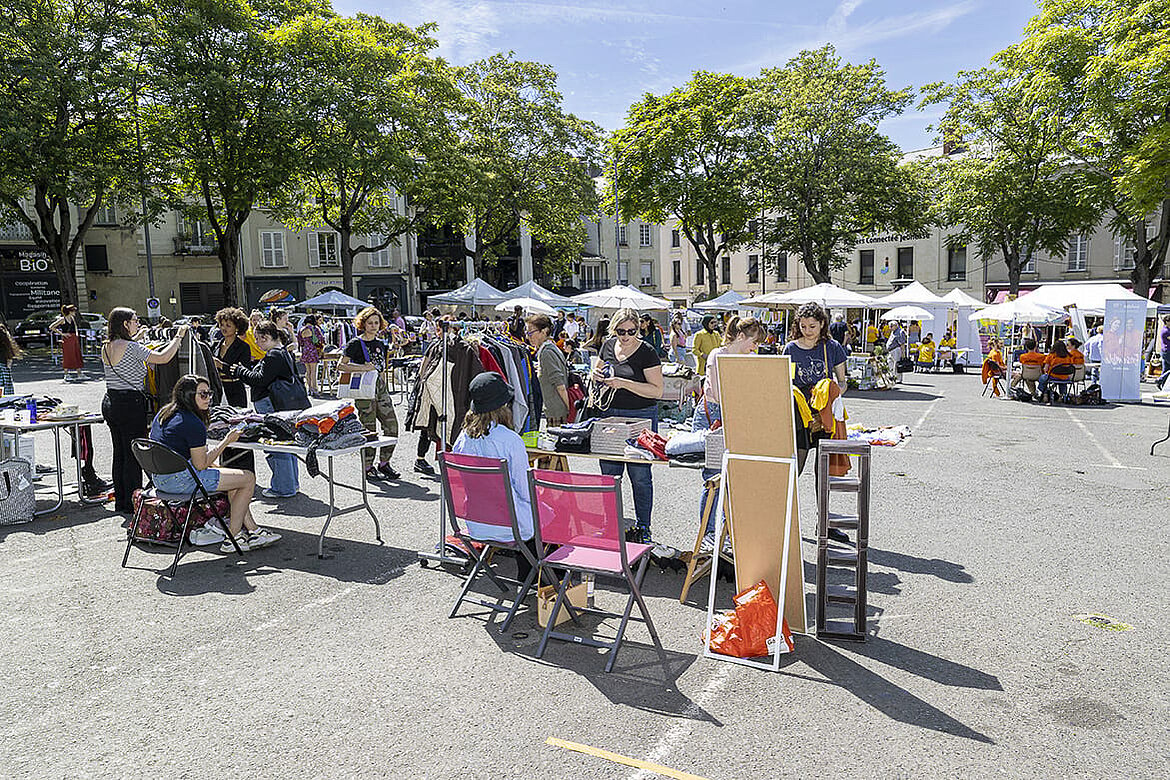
xmin=916 ymin=334 xmax=936 ymax=369
xmin=692 ymin=316 xmax=722 ymax=375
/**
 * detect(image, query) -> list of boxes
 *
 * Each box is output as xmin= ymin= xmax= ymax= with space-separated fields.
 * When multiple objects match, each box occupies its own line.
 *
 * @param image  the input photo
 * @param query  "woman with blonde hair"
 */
xmin=591 ymin=307 xmax=663 ymax=543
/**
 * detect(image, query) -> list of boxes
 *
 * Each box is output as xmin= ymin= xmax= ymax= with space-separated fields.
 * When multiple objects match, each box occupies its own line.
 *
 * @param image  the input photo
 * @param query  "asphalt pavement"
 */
xmin=0 ymin=357 xmax=1166 ymax=779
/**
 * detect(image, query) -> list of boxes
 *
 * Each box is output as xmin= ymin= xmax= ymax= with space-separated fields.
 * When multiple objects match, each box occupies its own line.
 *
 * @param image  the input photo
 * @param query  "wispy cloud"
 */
xmin=733 ymin=1 xmax=979 ymax=72
xmin=401 ymin=0 xmax=500 ymax=63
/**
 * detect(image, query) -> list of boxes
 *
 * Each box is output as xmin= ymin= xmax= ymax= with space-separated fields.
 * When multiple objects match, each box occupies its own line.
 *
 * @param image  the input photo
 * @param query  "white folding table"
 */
xmin=218 ymin=436 xmax=396 ymax=558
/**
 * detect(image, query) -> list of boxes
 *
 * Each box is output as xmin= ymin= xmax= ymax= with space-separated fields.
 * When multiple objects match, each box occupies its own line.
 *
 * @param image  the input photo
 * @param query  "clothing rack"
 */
xmin=418 ymin=321 xmax=468 ymax=569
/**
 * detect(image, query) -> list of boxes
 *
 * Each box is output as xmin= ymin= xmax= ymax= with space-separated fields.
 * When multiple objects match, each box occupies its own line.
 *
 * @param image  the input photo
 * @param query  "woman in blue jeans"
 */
xmin=227 ymin=320 xmax=300 ymax=498
xmin=592 ymin=308 xmax=664 ymax=543
xmin=691 ymin=315 xmax=765 ymax=550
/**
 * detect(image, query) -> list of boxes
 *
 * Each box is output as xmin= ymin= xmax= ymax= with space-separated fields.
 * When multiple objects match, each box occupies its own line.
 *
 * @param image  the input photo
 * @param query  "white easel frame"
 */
xmin=702 ymin=451 xmax=801 ymax=672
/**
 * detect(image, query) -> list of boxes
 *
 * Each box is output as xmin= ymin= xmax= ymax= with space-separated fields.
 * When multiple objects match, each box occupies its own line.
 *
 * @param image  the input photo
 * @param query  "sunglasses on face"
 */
xmin=196 ymin=390 xmax=213 ymax=399
xmin=613 ymin=327 xmax=637 ymax=336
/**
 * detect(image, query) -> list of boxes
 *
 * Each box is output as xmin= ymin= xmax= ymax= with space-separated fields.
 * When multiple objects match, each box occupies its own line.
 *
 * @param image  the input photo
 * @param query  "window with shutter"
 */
xmin=308 ymin=232 xmax=319 ymax=268
xmin=260 ymin=231 xmax=286 ymax=268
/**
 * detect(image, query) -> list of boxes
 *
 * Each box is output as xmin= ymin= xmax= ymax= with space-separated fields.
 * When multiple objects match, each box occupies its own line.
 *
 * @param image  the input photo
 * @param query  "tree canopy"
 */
xmin=0 ymin=0 xmax=142 ymax=306
xmin=612 ymin=71 xmax=758 ymax=298
xmin=1006 ymin=0 xmax=1170 ymax=296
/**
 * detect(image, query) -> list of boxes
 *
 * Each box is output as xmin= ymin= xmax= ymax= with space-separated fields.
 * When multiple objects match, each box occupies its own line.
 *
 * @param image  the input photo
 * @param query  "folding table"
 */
xmin=0 ymin=412 xmax=108 ymax=517
xmin=214 ymin=436 xmax=395 ymax=558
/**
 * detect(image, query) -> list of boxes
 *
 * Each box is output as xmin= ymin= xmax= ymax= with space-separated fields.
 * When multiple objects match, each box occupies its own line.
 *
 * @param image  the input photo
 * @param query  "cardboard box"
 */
xmin=536 ymin=582 xmax=588 ymax=627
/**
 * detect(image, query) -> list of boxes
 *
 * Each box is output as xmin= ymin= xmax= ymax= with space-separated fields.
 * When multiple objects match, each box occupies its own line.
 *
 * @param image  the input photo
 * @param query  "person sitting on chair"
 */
xmin=1067 ymin=337 xmax=1085 ymax=366
xmin=452 ymin=372 xmax=538 ymax=584
xmin=1038 ymin=341 xmax=1077 ymax=402
xmin=982 ymin=338 xmax=1006 ymax=397
xmin=1010 ymin=339 xmax=1047 ymax=395
xmin=149 ymin=374 xmax=280 ymax=551
xmin=916 ymin=334 xmax=937 ymax=371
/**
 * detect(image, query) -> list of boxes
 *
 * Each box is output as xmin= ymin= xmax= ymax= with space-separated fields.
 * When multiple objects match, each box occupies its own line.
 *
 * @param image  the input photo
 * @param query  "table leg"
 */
xmin=318 ymin=455 xmax=337 ymax=559
xmin=30 ymin=427 xmax=66 ymax=517
xmin=362 ymin=453 xmax=382 ymax=545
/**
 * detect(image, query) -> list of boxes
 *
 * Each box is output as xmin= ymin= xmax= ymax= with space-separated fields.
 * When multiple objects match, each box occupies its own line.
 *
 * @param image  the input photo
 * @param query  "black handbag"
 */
xmin=269 ymin=352 xmax=311 ymax=411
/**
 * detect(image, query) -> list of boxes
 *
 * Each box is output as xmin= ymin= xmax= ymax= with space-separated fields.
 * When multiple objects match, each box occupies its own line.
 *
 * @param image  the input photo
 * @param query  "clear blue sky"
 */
xmin=337 ymin=0 xmax=1040 ymax=152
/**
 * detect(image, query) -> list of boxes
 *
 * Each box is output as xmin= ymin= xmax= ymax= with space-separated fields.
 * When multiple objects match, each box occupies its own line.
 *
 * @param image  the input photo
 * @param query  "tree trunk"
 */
xmin=705 ymin=254 xmax=717 ymax=298
xmin=340 ymin=228 xmax=355 ymax=296
xmin=217 ymin=229 xmax=240 ymax=308
xmin=50 ymin=246 xmax=80 ymax=308
xmin=807 ymin=258 xmax=829 ymax=284
xmin=1007 ymin=263 xmax=1021 ymax=297
xmin=1130 ymin=262 xmax=1152 ymax=301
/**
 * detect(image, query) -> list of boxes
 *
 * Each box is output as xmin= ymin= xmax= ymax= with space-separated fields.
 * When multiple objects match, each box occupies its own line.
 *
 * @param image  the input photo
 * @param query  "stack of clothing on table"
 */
xmin=292 ymin=400 xmax=367 ymax=477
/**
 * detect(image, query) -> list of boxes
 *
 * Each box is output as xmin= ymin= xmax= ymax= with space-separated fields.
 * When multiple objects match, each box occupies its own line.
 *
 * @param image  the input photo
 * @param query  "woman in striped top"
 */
xmin=101 ymin=307 xmax=188 ymax=514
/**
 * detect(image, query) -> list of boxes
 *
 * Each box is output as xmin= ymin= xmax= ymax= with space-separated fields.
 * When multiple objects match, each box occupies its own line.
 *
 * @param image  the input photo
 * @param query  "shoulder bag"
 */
xmin=0 ymin=458 xmax=35 ymax=524
xmin=269 ymin=351 xmax=311 ymax=411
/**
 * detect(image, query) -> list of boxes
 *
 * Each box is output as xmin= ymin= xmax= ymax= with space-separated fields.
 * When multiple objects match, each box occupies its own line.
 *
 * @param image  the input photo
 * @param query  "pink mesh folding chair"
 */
xmin=440 ymin=452 xmax=542 ymax=633
xmin=528 ymin=468 xmax=662 ymax=672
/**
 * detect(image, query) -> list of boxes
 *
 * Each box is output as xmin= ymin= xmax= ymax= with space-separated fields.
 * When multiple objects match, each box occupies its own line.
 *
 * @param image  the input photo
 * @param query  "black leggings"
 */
xmin=102 ymin=390 xmax=148 ymax=512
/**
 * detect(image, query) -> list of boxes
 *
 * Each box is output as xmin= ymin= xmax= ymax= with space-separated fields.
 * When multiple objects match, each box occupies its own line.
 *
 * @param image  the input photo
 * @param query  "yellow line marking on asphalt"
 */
xmin=545 ymin=737 xmax=709 ymax=780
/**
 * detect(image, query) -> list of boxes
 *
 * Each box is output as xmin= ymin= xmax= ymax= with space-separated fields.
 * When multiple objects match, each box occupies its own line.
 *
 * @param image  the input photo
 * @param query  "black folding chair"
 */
xmin=123 ymin=439 xmax=244 ymax=577
xmin=1043 ymin=364 xmax=1077 ymax=404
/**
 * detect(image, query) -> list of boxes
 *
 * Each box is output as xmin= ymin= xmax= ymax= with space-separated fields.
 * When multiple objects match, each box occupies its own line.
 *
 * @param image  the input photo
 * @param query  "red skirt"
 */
xmin=62 ymin=333 xmax=84 ymax=370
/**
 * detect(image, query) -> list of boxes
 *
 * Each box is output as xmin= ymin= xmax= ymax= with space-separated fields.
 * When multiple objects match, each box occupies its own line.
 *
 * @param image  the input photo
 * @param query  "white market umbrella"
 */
xmin=968 ymin=298 xmax=1067 ymax=324
xmin=571 ymin=284 xmax=672 ymax=311
xmin=942 ymin=288 xmax=986 ymax=308
xmin=880 ymin=305 xmax=932 ymax=322
xmin=692 ymin=290 xmax=747 ymax=311
xmin=1024 ymin=282 xmax=1158 ymax=317
xmin=504 ymin=280 xmax=575 ymax=307
xmin=428 ymin=277 xmax=509 ymax=306
xmin=494 ymin=296 xmax=557 ymax=316
xmin=744 ymin=283 xmax=879 ymax=310
xmin=295 ymin=289 xmax=368 ymax=311
xmin=875 ymin=281 xmax=952 ymax=308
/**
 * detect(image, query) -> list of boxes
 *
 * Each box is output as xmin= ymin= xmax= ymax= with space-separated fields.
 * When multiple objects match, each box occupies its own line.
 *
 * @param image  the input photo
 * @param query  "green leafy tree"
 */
xmin=440 ymin=53 xmax=601 ymax=286
xmin=0 ymin=0 xmax=141 ymax=307
xmin=754 ymin=46 xmax=930 ymax=285
xmin=1007 ymin=0 xmax=1170 ymax=296
xmin=273 ymin=15 xmax=466 ymax=297
xmin=612 ymin=71 xmax=758 ymax=299
xmin=145 ymin=0 xmax=330 ymax=307
xmin=922 ymin=66 xmax=1106 ymax=295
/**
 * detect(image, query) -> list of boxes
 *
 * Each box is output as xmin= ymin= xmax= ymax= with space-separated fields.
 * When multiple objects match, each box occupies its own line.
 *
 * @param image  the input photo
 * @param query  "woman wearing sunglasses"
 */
xmin=149 ymin=374 xmax=280 ymax=551
xmin=591 ymin=307 xmax=664 ymax=543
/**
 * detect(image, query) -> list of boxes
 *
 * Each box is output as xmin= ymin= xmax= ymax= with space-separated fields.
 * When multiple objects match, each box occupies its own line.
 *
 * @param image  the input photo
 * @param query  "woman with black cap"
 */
xmin=452 ymin=372 xmax=538 ymax=582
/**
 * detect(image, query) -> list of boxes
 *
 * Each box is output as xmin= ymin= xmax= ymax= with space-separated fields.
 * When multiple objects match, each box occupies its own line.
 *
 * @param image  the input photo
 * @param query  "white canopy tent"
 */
xmin=692 ymin=290 xmax=747 ymax=311
xmin=874 ymin=282 xmax=954 ymax=343
xmin=1023 ymin=282 xmax=1158 ymax=317
xmin=744 ymin=283 xmax=879 ymax=310
xmin=571 ymin=284 xmax=672 ymax=311
xmin=428 ymin=278 xmax=509 ymax=308
xmin=942 ymin=289 xmax=986 ymax=356
xmin=502 ymin=280 xmax=576 ymax=307
xmin=494 ymin=296 xmax=557 ymax=316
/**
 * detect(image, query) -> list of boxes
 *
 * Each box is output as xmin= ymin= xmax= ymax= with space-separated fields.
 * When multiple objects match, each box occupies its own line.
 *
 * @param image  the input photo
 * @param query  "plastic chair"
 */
xmin=440 ymin=451 xmax=542 ymax=633
xmin=124 ymin=439 xmax=244 ymax=577
xmin=1016 ymin=363 xmax=1042 ymax=395
xmin=1072 ymin=364 xmax=1087 ymax=394
xmin=529 ymin=468 xmax=662 ymax=672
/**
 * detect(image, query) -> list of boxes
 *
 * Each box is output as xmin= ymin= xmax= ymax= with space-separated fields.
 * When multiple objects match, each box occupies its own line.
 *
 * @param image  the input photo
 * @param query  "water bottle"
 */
xmin=26 ymin=399 xmax=36 ymax=423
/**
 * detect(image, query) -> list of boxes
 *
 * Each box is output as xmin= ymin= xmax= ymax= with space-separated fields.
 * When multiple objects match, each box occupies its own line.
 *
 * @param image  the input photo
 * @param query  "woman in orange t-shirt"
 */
xmin=1066 ymin=337 xmax=1085 ymax=366
xmin=1038 ymin=341 xmax=1076 ymax=400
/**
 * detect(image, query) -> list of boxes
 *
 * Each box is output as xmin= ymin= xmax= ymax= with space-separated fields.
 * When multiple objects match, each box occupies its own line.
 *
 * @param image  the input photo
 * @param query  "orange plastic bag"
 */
xmin=704 ymin=580 xmax=794 ymax=658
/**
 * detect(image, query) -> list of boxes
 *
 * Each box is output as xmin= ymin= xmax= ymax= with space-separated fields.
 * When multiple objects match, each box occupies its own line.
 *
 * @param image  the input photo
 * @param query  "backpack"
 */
xmin=1080 ymin=383 xmax=1103 ymax=405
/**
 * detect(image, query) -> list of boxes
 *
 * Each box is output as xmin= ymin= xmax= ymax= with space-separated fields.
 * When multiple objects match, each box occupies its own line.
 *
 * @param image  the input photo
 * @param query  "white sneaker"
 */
xmin=220 ymin=534 xmax=251 ymax=554
xmin=189 ymin=525 xmax=226 ymax=546
xmin=247 ymin=527 xmax=282 ymax=549
xmin=261 ymin=488 xmax=295 ymax=499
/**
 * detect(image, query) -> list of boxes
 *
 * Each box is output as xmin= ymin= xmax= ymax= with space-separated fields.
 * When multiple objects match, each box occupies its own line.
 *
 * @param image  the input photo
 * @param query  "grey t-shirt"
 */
xmin=537 ymin=341 xmax=569 ymax=419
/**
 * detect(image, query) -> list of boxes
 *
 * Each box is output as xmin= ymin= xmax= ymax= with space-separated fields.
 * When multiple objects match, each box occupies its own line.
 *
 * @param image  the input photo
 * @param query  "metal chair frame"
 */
xmin=123 ymin=438 xmax=244 ymax=577
xmin=439 ymin=452 xmax=543 ymax=633
xmin=529 ymin=469 xmax=662 ymax=673
xmin=1042 ymin=363 xmax=1078 ymax=404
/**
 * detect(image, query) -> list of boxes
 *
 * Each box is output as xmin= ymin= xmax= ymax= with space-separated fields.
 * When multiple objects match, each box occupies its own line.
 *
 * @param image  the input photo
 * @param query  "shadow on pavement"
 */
xmin=138 ymin=527 xmax=415 ymax=595
xmin=868 ymin=547 xmax=973 ymax=583
xmin=0 ymin=508 xmax=104 ymax=541
xmin=858 ymin=388 xmax=943 ymax=402
xmin=788 ymin=639 xmax=996 ymax=743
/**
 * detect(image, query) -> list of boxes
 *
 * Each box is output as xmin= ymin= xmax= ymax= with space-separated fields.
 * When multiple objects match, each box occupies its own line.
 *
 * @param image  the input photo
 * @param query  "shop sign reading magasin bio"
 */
xmin=0 ymin=246 xmax=61 ymax=320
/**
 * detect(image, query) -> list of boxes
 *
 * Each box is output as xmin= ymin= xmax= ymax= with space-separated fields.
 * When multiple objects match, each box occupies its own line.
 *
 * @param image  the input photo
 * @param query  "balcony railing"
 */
xmin=0 ymin=223 xmax=33 ymax=241
xmin=578 ymin=278 xmax=611 ymax=291
xmin=174 ymin=237 xmax=218 ymax=255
